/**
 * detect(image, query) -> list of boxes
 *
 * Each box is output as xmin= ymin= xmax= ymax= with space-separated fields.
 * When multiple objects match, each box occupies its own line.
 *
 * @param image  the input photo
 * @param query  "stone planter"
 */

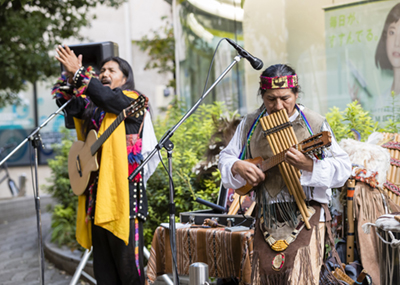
xmin=44 ymin=232 xmax=95 ymax=284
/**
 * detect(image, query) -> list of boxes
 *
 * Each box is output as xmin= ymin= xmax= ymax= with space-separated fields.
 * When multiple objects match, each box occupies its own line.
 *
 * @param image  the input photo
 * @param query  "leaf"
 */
xmin=133 ymin=16 xmax=175 ymax=89
xmin=145 ymin=99 xmax=235 ymax=245
xmin=325 ymin=100 xmax=399 ymax=142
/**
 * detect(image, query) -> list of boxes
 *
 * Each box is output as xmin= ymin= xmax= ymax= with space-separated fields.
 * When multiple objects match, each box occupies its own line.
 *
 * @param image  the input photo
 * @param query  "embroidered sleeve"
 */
xmin=51 ymin=72 xmax=73 ymax=100
xmin=73 ymin=66 xmax=97 ymax=97
xmin=51 ymin=67 xmax=97 ymax=100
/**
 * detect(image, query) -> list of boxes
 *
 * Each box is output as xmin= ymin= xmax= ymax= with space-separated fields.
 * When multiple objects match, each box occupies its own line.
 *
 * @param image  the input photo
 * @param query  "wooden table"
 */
xmin=146 ymin=226 xmax=254 ymax=284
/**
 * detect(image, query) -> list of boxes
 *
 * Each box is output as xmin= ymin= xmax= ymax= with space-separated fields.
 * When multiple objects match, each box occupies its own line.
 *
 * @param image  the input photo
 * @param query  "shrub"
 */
xmin=326 ymin=101 xmax=379 ymax=142
xmin=326 ymin=100 xmax=400 ymax=142
xmin=144 ymin=100 xmax=236 ymax=247
xmin=380 ymin=91 xmax=400 ymax=133
xmin=45 ymin=101 xmax=237 ymax=250
xmin=44 ymin=128 xmax=80 ymax=250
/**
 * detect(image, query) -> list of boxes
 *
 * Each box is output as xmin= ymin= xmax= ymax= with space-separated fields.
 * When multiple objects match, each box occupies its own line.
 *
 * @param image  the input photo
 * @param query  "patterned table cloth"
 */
xmin=146 ymin=226 xmax=254 ymax=284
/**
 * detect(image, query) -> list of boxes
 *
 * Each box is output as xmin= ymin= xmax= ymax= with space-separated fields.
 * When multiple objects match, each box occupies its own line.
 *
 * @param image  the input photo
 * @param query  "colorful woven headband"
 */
xmin=260 ymin=75 xmax=298 ymax=90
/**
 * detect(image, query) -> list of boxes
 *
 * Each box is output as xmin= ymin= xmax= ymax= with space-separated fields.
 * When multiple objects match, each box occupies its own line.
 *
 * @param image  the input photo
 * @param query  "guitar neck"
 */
xmin=90 ymin=111 xmax=126 ymax=155
xmin=260 ymin=151 xmax=287 ymax=172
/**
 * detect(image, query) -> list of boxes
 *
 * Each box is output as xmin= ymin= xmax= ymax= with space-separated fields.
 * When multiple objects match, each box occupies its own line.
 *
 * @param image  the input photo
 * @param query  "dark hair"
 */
xmin=81 ymin=57 xmax=137 ymax=136
xmin=258 ymin=64 xmax=301 ymax=96
xmin=100 ymin=56 xmax=136 ymax=90
xmin=375 ymin=3 xmax=400 ymax=70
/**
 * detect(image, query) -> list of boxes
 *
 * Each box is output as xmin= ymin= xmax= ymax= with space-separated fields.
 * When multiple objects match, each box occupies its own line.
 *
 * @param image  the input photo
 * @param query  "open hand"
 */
xmin=232 ymin=160 xmax=265 ymax=187
xmin=55 ymin=45 xmax=82 ymax=77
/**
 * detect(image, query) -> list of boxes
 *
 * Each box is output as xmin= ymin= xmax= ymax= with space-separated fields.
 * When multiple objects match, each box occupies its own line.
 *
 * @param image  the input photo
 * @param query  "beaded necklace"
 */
xmin=295 ymin=104 xmax=325 ymax=160
xmin=239 ymin=108 xmax=267 ymax=160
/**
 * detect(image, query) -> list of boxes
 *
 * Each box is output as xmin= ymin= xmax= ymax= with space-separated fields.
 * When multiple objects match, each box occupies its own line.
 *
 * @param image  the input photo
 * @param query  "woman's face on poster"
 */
xmin=386 ymin=20 xmax=400 ymax=69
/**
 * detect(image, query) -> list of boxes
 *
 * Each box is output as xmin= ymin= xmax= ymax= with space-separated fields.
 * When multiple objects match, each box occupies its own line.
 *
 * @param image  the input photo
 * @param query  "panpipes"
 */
xmin=381 ymin=133 xmax=400 ymax=206
xmin=259 ymin=109 xmax=311 ymax=230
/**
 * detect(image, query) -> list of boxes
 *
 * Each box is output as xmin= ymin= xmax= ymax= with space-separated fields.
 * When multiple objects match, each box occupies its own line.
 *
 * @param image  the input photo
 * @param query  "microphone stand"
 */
xmin=128 ymin=55 xmax=242 ymax=285
xmin=0 ymin=100 xmax=71 ymax=167
xmin=0 ymin=100 xmax=72 ymax=285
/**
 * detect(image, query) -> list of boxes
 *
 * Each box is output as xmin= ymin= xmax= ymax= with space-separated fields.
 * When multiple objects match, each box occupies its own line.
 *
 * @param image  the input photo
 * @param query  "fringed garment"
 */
xmin=240 ymin=105 xmax=339 ymax=284
xmin=353 ymin=182 xmax=400 ymax=285
xmin=251 ymin=203 xmax=324 ymax=285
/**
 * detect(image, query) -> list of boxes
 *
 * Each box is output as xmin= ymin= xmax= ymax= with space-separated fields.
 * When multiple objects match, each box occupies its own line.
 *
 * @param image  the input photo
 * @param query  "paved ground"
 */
xmin=0 ymin=212 xmax=80 ymax=285
xmin=0 ymin=197 xmax=181 ymax=285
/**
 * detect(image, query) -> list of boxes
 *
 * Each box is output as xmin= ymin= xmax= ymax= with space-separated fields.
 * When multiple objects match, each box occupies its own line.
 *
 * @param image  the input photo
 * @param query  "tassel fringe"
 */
xmin=252 ymin=251 xmax=293 ymax=285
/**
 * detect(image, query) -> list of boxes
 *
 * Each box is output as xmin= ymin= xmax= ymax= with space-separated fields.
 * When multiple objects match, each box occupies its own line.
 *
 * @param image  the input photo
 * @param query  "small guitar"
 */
xmin=235 ymin=131 xmax=332 ymax=196
xmin=68 ymin=95 xmax=148 ymax=196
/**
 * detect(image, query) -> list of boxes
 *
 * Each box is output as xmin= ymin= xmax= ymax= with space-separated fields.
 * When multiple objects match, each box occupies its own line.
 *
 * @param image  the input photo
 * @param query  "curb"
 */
xmin=0 ymin=195 xmax=55 ymax=224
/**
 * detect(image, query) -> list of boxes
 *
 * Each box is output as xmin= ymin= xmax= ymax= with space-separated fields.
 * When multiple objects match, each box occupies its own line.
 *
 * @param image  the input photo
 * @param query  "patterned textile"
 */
xmin=146 ymin=226 xmax=254 ymax=285
xmin=259 ymin=75 xmax=298 ymax=90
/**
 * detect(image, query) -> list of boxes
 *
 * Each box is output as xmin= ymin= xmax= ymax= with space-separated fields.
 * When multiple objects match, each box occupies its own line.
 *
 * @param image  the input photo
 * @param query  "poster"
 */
xmin=325 ymin=0 xmax=400 ymax=124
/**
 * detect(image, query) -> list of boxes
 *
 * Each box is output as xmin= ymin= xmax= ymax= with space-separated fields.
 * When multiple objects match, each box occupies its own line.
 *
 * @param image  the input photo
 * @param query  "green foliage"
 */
xmin=326 ymin=101 xmax=379 ymax=142
xmin=381 ymin=118 xmax=400 ymax=133
xmin=133 ymin=16 xmax=176 ymax=88
xmin=144 ymin=100 xmax=229 ymax=247
xmin=51 ymin=205 xmax=78 ymax=248
xmin=44 ymin=128 xmax=79 ymax=249
xmin=45 ymin=101 xmax=233 ymax=249
xmin=0 ymin=0 xmax=125 ymax=107
xmin=326 ymin=100 xmax=400 ymax=142
xmin=380 ymin=91 xmax=400 ymax=133
xmin=45 ymin=129 xmax=77 ymax=208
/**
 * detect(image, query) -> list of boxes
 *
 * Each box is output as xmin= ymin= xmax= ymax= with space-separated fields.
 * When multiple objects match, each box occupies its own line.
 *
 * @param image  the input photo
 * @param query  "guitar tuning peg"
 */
xmin=140 ymin=110 xmax=143 ymax=115
xmin=136 ymin=113 xmax=139 ymax=118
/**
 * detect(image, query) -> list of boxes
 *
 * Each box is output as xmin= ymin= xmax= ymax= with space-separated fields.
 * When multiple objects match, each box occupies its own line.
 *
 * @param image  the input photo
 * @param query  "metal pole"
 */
xmin=0 ymin=98 xmax=72 ymax=283
xmin=0 ymin=100 xmax=71 ymax=167
xmin=31 ymin=134 xmax=45 ymax=285
xmin=128 ymin=55 xmax=242 ymax=181
xmin=189 ymin=263 xmax=209 ymax=285
xmin=70 ymin=248 xmax=94 ymax=285
xmin=126 ymin=55 xmax=242 ymax=285
xmin=143 ymin=247 xmax=173 ymax=285
xmin=165 ymin=140 xmax=179 ymax=285
xmin=172 ymin=0 xmax=180 ymax=98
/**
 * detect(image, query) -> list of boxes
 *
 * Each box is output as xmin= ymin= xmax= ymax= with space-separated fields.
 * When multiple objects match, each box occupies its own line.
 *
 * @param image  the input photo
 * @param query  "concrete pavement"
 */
xmin=0 ymin=211 xmax=75 ymax=284
xmin=0 ymin=196 xmax=183 ymax=285
xmin=0 ymin=194 xmax=89 ymax=285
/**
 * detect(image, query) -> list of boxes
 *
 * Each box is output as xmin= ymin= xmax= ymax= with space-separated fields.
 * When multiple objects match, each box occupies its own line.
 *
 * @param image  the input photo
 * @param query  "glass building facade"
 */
xmin=175 ymin=0 xmax=246 ymax=113
xmin=174 ymin=0 xmax=400 ymax=124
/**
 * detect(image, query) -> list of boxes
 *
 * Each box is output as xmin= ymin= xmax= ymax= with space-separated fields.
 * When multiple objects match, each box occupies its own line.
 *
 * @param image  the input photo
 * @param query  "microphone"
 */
xmin=195 ymin=197 xmax=226 ymax=213
xmin=226 ymin=38 xmax=263 ymax=70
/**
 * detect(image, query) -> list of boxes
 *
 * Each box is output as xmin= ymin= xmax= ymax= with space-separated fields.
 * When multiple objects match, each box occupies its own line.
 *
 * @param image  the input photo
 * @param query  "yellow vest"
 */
xmin=75 ymin=91 xmax=139 ymax=249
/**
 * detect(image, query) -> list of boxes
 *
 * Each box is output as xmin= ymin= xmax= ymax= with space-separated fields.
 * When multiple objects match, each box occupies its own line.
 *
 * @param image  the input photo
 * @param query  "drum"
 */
xmin=374 ymin=213 xmax=400 ymax=285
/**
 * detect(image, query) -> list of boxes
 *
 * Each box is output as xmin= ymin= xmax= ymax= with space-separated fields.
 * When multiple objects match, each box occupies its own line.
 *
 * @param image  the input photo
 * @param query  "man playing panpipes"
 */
xmin=218 ymin=64 xmax=351 ymax=284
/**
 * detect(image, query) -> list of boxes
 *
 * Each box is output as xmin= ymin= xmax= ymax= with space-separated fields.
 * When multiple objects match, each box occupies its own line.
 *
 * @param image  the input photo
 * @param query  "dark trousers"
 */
xmin=92 ymin=219 xmax=144 ymax=285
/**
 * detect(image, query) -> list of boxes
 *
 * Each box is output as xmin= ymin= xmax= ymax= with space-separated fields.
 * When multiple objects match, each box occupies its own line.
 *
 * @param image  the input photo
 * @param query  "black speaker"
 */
xmin=61 ymin=41 xmax=119 ymax=74
xmin=60 ymin=41 xmax=119 ymax=129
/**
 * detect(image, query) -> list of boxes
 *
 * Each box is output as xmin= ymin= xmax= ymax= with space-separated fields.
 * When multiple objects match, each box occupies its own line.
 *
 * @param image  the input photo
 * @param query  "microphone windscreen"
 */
xmin=195 ymin=197 xmax=226 ymax=213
